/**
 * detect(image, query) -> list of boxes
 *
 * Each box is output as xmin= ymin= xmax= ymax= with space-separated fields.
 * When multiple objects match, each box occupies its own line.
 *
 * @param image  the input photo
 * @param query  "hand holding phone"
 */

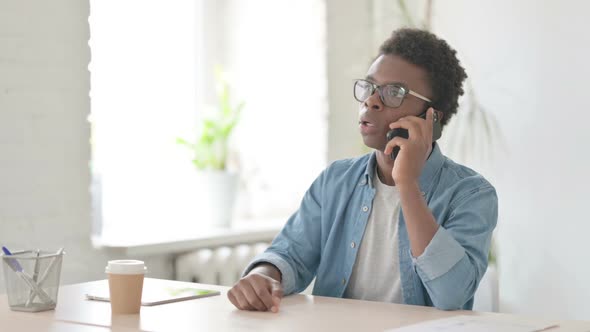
xmin=386 ymin=127 xmax=409 ymax=160
xmin=386 ymin=109 xmax=441 ymax=160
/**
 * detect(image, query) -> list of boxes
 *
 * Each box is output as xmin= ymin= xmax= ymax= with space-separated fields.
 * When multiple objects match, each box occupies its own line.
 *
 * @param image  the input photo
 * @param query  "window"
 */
xmin=90 ymin=0 xmax=327 ymax=240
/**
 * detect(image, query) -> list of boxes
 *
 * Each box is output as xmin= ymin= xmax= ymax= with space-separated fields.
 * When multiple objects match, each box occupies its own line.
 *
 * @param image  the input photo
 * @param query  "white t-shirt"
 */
xmin=343 ymin=170 xmax=403 ymax=303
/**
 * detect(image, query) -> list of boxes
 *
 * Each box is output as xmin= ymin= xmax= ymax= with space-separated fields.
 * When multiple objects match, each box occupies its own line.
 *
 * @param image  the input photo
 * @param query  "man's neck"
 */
xmin=375 ymin=151 xmax=396 ymax=186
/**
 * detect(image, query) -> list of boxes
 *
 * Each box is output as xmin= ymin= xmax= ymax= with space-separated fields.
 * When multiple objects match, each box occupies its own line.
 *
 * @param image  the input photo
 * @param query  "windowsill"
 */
xmin=91 ymin=218 xmax=285 ymax=257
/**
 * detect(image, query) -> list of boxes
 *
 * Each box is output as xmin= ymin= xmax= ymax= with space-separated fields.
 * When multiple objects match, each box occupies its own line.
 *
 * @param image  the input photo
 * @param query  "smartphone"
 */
xmin=386 ymin=110 xmax=442 ymax=160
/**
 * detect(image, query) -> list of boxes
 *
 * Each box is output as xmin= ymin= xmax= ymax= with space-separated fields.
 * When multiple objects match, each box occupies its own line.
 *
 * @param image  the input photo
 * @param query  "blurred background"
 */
xmin=1 ymin=0 xmax=589 ymax=320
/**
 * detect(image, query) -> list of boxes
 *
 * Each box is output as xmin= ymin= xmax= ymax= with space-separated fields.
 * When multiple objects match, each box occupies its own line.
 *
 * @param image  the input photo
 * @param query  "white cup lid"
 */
xmin=105 ymin=260 xmax=147 ymax=275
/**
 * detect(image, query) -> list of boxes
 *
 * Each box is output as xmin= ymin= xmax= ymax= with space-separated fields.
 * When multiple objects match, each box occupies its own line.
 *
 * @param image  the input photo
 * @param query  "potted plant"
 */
xmin=177 ymin=68 xmax=244 ymax=227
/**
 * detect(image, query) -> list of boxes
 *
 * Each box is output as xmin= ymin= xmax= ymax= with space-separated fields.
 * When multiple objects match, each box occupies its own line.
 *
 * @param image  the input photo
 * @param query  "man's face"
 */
xmin=358 ymin=54 xmax=432 ymax=152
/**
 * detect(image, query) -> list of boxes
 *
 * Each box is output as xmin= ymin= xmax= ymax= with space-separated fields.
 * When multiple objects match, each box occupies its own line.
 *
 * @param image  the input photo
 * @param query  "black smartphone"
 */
xmin=386 ymin=110 xmax=442 ymax=160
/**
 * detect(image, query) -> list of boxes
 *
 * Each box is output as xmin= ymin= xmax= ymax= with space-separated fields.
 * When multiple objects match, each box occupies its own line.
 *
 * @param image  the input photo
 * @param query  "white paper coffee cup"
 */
xmin=105 ymin=260 xmax=147 ymax=314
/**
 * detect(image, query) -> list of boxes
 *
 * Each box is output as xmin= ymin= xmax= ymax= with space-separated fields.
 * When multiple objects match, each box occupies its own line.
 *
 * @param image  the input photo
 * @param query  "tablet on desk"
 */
xmin=85 ymin=285 xmax=220 ymax=306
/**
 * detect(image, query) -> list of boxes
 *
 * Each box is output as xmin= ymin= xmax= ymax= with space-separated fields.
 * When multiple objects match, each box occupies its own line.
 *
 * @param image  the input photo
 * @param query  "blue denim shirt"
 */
xmin=244 ymin=144 xmax=498 ymax=310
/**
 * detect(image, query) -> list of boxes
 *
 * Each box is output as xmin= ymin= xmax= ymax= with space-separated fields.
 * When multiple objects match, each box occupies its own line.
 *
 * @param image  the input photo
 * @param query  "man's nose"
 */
xmin=364 ymin=90 xmax=383 ymax=111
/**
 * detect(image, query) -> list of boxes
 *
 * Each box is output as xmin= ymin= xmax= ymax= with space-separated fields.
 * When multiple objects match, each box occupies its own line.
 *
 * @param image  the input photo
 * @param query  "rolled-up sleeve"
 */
xmin=411 ymin=184 xmax=498 ymax=310
xmin=411 ymin=226 xmax=466 ymax=281
xmin=242 ymin=251 xmax=298 ymax=295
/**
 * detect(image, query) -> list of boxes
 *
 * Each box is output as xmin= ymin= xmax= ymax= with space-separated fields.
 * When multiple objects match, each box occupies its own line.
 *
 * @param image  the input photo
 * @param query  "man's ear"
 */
xmin=436 ymin=110 xmax=444 ymax=122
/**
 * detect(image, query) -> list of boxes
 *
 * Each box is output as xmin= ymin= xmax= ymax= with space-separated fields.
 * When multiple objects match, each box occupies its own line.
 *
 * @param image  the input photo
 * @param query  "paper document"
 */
xmin=385 ymin=315 xmax=558 ymax=332
xmin=86 ymin=285 xmax=220 ymax=306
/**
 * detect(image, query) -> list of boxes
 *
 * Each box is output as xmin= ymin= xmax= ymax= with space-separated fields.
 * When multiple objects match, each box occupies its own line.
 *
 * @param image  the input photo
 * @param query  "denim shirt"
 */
xmin=243 ymin=144 xmax=498 ymax=310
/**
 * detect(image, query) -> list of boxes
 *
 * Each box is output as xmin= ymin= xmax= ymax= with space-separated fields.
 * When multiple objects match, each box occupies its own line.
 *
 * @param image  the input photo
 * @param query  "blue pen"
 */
xmin=2 ymin=246 xmax=53 ymax=305
xmin=1 ymin=246 xmax=23 ymax=272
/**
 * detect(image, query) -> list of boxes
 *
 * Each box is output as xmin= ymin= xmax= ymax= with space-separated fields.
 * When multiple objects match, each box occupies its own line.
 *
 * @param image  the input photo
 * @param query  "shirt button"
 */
xmin=421 ymin=191 xmax=426 ymax=196
xmin=360 ymin=180 xmax=366 ymax=185
xmin=341 ymin=278 xmax=346 ymax=285
xmin=350 ymin=241 xmax=356 ymax=249
xmin=362 ymin=206 xmax=368 ymax=212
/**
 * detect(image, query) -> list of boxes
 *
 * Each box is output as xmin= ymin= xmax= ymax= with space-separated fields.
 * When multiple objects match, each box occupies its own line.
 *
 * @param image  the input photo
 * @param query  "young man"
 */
xmin=227 ymin=28 xmax=498 ymax=312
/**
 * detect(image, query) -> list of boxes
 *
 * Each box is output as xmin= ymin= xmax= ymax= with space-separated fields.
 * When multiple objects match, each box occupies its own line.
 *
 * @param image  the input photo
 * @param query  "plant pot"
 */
xmin=194 ymin=170 xmax=238 ymax=228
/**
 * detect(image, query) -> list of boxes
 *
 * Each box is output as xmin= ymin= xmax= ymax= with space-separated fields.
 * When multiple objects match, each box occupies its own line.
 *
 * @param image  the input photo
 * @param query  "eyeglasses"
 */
xmin=353 ymin=79 xmax=432 ymax=108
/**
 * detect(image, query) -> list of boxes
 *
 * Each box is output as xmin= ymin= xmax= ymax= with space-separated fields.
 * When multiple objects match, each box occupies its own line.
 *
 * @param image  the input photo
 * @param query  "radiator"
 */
xmin=175 ymin=242 xmax=270 ymax=286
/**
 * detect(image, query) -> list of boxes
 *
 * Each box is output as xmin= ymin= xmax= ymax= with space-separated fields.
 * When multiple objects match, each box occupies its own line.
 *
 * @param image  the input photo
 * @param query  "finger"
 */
xmin=426 ymin=107 xmax=434 ymax=131
xmin=250 ymin=278 xmax=275 ymax=311
xmin=240 ymin=280 xmax=268 ymax=311
xmin=388 ymin=118 xmax=422 ymax=138
xmin=384 ymin=136 xmax=407 ymax=155
xmin=270 ymin=281 xmax=284 ymax=299
xmin=270 ymin=282 xmax=284 ymax=313
xmin=426 ymin=107 xmax=434 ymax=120
xmin=227 ymin=290 xmax=240 ymax=309
xmin=228 ymin=288 xmax=251 ymax=310
xmin=389 ymin=117 xmax=415 ymax=129
xmin=389 ymin=112 xmax=428 ymax=128
xmin=232 ymin=287 xmax=255 ymax=311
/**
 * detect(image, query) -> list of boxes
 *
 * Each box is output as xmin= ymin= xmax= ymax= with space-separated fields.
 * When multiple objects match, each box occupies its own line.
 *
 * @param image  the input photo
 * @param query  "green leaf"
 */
xmin=178 ymin=65 xmax=245 ymax=170
xmin=176 ymin=137 xmax=195 ymax=149
xmin=220 ymin=119 xmax=238 ymax=139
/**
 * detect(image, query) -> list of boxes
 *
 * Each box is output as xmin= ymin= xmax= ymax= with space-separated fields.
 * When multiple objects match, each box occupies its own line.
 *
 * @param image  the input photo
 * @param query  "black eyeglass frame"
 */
xmin=353 ymin=79 xmax=432 ymax=108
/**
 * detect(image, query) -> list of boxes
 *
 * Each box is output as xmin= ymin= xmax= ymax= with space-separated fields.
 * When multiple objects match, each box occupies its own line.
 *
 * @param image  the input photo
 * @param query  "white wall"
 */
xmin=325 ymin=0 xmax=375 ymax=161
xmin=0 ymin=0 xmax=173 ymax=290
xmin=429 ymin=0 xmax=590 ymax=320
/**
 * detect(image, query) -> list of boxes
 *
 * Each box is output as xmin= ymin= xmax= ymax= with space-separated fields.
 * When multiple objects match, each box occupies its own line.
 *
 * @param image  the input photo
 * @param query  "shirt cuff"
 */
xmin=410 ymin=226 xmax=466 ymax=281
xmin=242 ymin=251 xmax=297 ymax=295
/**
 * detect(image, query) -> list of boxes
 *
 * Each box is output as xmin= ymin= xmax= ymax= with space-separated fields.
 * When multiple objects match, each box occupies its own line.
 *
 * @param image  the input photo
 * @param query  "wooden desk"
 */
xmin=1 ymin=278 xmax=589 ymax=331
xmin=0 ymin=309 xmax=137 ymax=331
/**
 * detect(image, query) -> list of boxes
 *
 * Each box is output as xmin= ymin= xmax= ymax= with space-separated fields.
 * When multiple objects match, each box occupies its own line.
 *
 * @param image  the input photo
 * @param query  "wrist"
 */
xmin=250 ymin=262 xmax=282 ymax=282
xmin=396 ymin=180 xmax=420 ymax=193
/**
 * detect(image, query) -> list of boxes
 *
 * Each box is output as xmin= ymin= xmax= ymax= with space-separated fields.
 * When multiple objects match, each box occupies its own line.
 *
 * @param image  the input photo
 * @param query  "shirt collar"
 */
xmin=365 ymin=153 xmax=377 ymax=188
xmin=363 ymin=143 xmax=445 ymax=191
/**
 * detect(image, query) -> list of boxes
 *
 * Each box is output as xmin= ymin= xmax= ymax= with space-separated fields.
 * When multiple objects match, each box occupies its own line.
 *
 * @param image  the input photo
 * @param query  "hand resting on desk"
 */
xmin=227 ymin=263 xmax=283 ymax=313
